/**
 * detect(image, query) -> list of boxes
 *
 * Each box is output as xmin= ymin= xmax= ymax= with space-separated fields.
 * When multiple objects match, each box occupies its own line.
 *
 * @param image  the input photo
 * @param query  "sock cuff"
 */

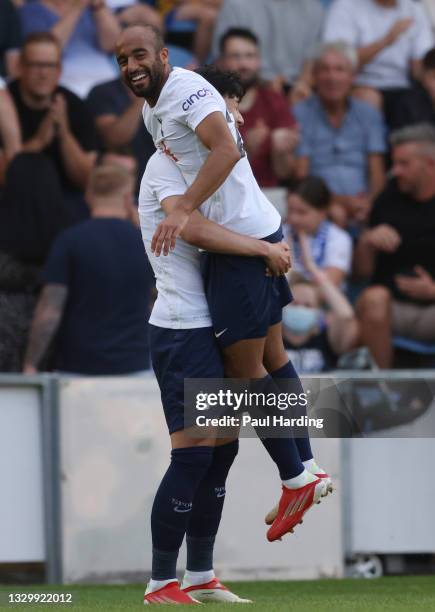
xmin=271 ymin=361 xmax=298 ymax=379
xmin=171 ymin=446 xmax=214 ymax=460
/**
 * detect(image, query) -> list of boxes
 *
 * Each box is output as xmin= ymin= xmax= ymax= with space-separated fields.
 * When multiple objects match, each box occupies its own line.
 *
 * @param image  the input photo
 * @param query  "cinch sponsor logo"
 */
xmin=182 ymin=88 xmax=213 ymax=111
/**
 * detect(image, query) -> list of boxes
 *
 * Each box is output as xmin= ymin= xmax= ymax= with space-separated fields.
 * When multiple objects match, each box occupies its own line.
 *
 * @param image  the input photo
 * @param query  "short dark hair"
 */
xmin=219 ymin=27 xmax=259 ymax=55
xmin=423 ymin=47 xmax=435 ymax=71
xmin=291 ymin=177 xmax=331 ymax=211
xmin=195 ymin=65 xmax=245 ymax=100
xmin=143 ymin=23 xmax=164 ymax=52
xmin=22 ymin=31 xmax=60 ymax=53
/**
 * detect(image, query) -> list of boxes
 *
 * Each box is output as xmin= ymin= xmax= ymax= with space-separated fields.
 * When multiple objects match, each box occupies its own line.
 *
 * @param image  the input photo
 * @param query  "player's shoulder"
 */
xmin=164 ymin=67 xmax=223 ymax=105
xmin=168 ymin=67 xmax=209 ymax=89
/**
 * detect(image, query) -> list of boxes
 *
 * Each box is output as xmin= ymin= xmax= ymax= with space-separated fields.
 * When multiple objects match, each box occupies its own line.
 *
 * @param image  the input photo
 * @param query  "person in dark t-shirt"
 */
xmin=219 ymin=27 xmax=298 ymax=187
xmin=355 ymin=123 xmax=435 ymax=368
xmin=23 ymin=164 xmax=153 ymax=375
xmin=0 ymin=0 xmax=21 ymax=78
xmin=387 ymin=47 xmax=435 ymax=130
xmin=86 ymin=77 xmax=155 ymax=196
xmin=8 ymin=32 xmax=98 ymax=222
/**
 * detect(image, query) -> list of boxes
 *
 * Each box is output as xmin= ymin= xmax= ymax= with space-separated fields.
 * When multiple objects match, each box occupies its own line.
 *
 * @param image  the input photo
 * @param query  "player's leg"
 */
xmin=222 ymin=336 xmax=308 ymax=482
xmin=145 ymin=326 xmax=219 ymax=604
xmin=262 ymin=321 xmax=333 ymax=528
xmin=181 ymin=435 xmax=252 ymax=603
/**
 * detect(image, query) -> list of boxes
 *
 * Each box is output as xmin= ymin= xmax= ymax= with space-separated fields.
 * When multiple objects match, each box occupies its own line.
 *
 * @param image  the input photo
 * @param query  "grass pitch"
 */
xmin=1 ymin=576 xmax=435 ymax=611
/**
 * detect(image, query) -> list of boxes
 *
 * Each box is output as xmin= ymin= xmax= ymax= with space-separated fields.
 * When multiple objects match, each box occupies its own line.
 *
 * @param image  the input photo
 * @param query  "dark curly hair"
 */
xmin=195 ymin=65 xmax=245 ymax=101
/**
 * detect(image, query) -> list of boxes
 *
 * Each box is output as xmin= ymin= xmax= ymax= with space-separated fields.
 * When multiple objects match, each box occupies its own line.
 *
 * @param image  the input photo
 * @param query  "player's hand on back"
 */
xmin=151 ymin=206 xmax=190 ymax=256
xmin=264 ymin=240 xmax=291 ymax=276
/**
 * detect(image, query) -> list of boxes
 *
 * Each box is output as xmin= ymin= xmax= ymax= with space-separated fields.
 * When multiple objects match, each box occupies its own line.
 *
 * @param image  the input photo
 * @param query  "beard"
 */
xmin=128 ymin=58 xmax=165 ymax=100
xmin=239 ymin=71 xmax=259 ymax=91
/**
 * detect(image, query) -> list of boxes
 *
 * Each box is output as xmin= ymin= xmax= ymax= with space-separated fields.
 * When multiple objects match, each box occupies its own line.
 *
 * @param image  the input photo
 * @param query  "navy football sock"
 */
xmin=186 ymin=440 xmax=239 ymax=572
xmin=151 ymin=446 xmax=213 ymax=580
xmin=251 ymin=375 xmax=304 ymax=480
xmin=270 ymin=362 xmax=313 ymax=462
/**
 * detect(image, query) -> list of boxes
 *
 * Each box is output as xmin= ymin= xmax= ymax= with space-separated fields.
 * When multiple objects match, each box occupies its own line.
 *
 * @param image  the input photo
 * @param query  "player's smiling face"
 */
xmin=116 ymin=27 xmax=169 ymax=103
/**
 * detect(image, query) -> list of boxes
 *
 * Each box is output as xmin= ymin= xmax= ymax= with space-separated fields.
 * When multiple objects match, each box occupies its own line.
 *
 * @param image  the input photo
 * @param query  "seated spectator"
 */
xmin=213 ymin=0 xmax=324 ymax=91
xmin=0 ymin=153 xmax=70 ymax=372
xmin=19 ymin=0 xmax=121 ymax=97
xmin=9 ymin=33 xmax=98 ymax=222
xmin=283 ymin=232 xmax=359 ymax=373
xmin=355 ymin=124 xmax=435 ymax=368
xmin=323 ymin=0 xmax=434 ymax=124
xmin=219 ymin=28 xmax=298 ymax=187
xmin=0 ymin=0 xmax=21 ymax=78
xmin=388 ymin=47 xmax=435 ymax=129
xmin=87 ymin=76 xmax=155 ymax=195
xmin=285 ymin=177 xmax=352 ymax=287
xmin=23 ymin=165 xmax=153 ymax=375
xmin=294 ymin=42 xmax=387 ymax=227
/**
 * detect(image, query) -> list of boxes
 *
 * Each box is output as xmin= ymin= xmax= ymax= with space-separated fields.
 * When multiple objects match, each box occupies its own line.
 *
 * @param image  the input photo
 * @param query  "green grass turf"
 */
xmin=1 ymin=577 xmax=435 ymax=611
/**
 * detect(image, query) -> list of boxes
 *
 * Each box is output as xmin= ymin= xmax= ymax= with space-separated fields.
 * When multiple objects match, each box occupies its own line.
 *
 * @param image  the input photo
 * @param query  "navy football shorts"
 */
xmin=200 ymin=225 xmax=292 ymax=348
xmin=149 ymin=324 xmax=224 ymax=434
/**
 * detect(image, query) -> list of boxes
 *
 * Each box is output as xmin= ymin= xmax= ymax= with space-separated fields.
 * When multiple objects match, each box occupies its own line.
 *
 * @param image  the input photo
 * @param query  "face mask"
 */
xmin=282 ymin=305 xmax=320 ymax=336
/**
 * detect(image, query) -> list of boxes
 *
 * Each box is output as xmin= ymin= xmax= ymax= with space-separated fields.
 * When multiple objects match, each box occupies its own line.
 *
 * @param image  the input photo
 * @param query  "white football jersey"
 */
xmin=139 ymin=150 xmax=212 ymax=330
xmin=142 ymin=67 xmax=281 ymax=239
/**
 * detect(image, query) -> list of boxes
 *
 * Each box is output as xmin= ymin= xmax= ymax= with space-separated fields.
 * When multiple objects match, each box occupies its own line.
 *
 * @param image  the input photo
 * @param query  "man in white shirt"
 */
xmin=116 ymin=27 xmax=328 ymax=563
xmin=323 ymin=0 xmax=434 ymax=123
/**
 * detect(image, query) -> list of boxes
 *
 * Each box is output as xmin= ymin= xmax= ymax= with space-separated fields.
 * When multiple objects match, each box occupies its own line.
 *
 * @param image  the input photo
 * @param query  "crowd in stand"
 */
xmin=2 ymin=0 xmax=435 ymax=375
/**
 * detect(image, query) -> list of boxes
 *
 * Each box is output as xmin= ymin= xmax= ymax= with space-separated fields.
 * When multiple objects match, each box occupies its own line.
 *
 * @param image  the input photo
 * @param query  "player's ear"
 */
xmin=160 ymin=46 xmax=169 ymax=64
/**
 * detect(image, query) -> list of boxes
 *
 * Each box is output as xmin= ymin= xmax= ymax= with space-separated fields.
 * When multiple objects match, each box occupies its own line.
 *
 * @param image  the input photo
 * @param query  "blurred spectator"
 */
xmin=285 ymin=177 xmax=352 ymax=287
xmin=283 ymin=232 xmax=359 ymax=373
xmin=422 ymin=0 xmax=435 ymax=34
xmin=388 ymin=47 xmax=435 ymax=129
xmin=355 ymin=124 xmax=435 ymax=368
xmin=87 ymin=76 xmax=155 ymax=195
xmin=0 ymin=0 xmax=21 ymax=78
xmin=219 ymin=28 xmax=298 ymax=187
xmin=0 ymin=153 xmax=69 ymax=371
xmin=23 ymin=165 xmax=153 ymax=375
xmin=108 ymin=0 xmax=162 ymax=31
xmin=0 ymin=77 xmax=21 ymax=179
xmin=213 ymin=0 xmax=324 ymax=90
xmin=323 ymin=0 xmax=434 ymax=124
xmin=19 ymin=0 xmax=121 ymax=97
xmin=294 ymin=42 xmax=386 ymax=227
xmin=9 ymin=33 xmax=98 ymax=222
xmin=153 ymin=0 xmax=222 ymax=63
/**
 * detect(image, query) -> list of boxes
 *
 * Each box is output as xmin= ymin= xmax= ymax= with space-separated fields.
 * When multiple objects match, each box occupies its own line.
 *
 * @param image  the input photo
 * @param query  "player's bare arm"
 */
xmin=23 ymin=284 xmax=68 ymax=373
xmin=161 ymin=196 xmax=291 ymax=276
xmin=151 ymin=111 xmax=241 ymax=256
